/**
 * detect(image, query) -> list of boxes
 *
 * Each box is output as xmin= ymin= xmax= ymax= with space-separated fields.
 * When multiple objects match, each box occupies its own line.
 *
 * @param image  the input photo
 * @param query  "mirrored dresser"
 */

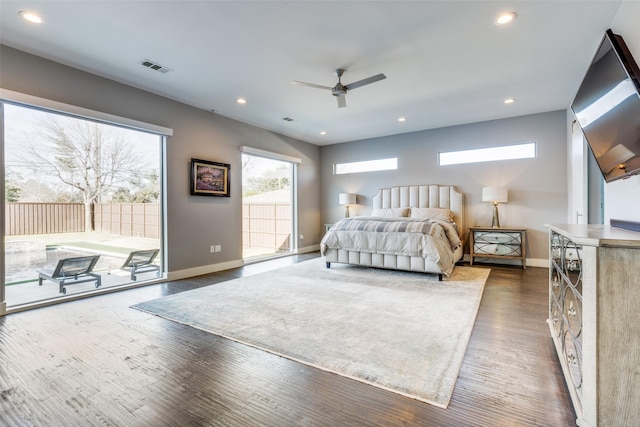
xmin=546 ymin=224 xmax=640 ymax=427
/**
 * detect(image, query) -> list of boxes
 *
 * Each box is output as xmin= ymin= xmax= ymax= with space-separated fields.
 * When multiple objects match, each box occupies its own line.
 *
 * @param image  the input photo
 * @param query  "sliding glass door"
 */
xmin=2 ymin=101 xmax=165 ymax=309
xmin=241 ymin=151 xmax=297 ymax=261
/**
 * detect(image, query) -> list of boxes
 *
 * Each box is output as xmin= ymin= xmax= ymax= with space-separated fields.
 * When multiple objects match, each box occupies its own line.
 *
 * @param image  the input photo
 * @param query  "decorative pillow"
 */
xmin=371 ymin=207 xmax=409 ymax=218
xmin=410 ymin=207 xmax=454 ymax=222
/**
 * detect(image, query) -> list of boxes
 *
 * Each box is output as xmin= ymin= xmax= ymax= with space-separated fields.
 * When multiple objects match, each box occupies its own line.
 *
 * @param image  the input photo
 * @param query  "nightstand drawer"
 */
xmin=469 ymin=227 xmax=527 ymax=269
xmin=473 ymin=242 xmax=522 ymax=256
xmin=473 ymin=231 xmax=522 ymax=244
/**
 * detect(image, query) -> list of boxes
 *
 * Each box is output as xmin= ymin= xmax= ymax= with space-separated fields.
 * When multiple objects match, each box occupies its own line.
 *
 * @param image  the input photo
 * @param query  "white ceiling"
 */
xmin=0 ymin=1 xmax=622 ymax=145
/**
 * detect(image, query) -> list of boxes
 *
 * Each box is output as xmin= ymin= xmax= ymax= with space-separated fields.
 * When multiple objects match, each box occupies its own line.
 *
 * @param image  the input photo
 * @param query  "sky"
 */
xmin=4 ymin=103 xmax=161 ymax=198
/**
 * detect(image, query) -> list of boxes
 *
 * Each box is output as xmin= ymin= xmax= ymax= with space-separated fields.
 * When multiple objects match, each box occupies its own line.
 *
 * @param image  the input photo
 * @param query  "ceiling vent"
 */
xmin=282 ymin=117 xmax=294 ymax=122
xmin=139 ymin=59 xmax=173 ymax=74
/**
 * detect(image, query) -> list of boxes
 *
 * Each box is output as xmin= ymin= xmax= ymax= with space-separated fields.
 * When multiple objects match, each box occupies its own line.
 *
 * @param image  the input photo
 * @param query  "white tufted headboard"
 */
xmin=372 ymin=184 xmax=465 ymax=237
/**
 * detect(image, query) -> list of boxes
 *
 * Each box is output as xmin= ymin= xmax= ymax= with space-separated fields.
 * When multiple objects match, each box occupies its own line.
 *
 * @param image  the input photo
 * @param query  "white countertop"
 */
xmin=546 ymin=224 xmax=640 ymax=247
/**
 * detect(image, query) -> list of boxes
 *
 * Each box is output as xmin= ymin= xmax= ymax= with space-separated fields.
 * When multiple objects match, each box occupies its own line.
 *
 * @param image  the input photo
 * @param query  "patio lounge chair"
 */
xmin=122 ymin=249 xmax=160 ymax=281
xmin=38 ymin=255 xmax=102 ymax=294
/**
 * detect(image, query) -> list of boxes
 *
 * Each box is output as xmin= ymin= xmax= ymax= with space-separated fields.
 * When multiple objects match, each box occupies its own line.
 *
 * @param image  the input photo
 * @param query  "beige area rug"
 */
xmin=132 ymin=258 xmax=490 ymax=408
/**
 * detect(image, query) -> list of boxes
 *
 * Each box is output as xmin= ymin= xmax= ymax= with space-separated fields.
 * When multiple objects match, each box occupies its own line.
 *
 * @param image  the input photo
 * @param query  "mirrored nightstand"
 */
xmin=469 ymin=226 xmax=527 ymax=269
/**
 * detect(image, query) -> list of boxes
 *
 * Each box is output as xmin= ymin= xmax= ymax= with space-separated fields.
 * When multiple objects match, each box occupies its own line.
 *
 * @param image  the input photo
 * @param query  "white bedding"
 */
xmin=320 ymin=217 xmax=462 ymax=277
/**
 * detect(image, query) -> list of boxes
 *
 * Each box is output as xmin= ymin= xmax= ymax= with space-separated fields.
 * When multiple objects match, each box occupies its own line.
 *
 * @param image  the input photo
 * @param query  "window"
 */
xmin=240 ymin=146 xmax=300 ymax=261
xmin=439 ymin=142 xmax=536 ymax=166
xmin=1 ymin=90 xmax=171 ymax=310
xmin=334 ymin=157 xmax=397 ymax=175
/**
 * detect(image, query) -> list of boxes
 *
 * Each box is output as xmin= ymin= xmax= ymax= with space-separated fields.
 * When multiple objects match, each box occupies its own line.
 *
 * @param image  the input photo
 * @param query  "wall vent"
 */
xmin=139 ymin=59 xmax=173 ymax=74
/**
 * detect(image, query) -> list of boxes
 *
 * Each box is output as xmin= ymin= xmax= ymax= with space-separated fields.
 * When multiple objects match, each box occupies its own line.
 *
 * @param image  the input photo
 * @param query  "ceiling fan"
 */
xmin=292 ymin=68 xmax=386 ymax=108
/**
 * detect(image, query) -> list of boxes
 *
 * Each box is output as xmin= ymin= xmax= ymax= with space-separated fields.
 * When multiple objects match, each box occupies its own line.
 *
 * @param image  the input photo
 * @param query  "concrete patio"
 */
xmin=5 ymin=232 xmax=161 ymax=308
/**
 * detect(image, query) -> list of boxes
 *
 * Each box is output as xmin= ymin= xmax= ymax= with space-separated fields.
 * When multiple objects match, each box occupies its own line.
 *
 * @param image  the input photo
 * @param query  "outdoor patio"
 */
xmin=5 ymin=232 xmax=161 ymax=307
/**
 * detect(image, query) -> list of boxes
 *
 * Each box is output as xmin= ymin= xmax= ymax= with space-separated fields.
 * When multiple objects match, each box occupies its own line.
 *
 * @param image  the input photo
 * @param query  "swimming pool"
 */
xmin=4 ymin=247 xmax=123 ymax=284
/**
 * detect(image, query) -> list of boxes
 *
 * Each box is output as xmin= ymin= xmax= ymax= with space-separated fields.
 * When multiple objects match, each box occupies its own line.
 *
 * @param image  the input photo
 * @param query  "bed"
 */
xmin=321 ymin=185 xmax=465 ymax=280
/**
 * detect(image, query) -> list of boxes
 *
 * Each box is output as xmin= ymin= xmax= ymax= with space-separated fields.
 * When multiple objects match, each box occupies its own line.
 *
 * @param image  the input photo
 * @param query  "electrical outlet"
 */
xmin=214 ymin=245 xmax=221 ymax=252
xmin=299 ymin=234 xmax=304 ymax=240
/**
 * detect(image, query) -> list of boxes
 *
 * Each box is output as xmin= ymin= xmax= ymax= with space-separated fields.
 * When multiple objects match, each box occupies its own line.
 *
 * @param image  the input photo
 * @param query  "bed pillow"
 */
xmin=410 ymin=207 xmax=454 ymax=222
xmin=371 ymin=207 xmax=409 ymax=218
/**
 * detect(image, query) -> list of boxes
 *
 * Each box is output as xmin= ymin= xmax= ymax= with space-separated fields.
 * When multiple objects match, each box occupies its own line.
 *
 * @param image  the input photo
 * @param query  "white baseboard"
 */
xmin=167 ymin=259 xmax=244 ymax=281
xmin=166 ymin=247 xmax=320 ymax=281
xmin=527 ymin=258 xmax=548 ymax=268
xmin=297 ymin=244 xmax=320 ymax=254
xmin=462 ymin=254 xmax=548 ymax=269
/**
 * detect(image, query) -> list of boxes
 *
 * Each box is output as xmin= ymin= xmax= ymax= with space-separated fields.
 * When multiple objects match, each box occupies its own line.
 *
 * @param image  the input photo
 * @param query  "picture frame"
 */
xmin=190 ymin=158 xmax=230 ymax=197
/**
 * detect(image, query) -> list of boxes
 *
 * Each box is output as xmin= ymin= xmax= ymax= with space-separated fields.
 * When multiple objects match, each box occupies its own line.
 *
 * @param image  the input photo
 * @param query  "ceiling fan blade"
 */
xmin=344 ymin=73 xmax=387 ymax=91
xmin=291 ymin=80 xmax=333 ymax=90
xmin=337 ymin=95 xmax=347 ymax=108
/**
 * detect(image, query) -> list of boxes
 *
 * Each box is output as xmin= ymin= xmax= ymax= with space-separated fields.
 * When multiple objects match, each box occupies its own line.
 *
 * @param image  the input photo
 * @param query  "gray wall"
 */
xmin=0 ymin=46 xmax=321 ymax=275
xmin=320 ymin=110 xmax=568 ymax=264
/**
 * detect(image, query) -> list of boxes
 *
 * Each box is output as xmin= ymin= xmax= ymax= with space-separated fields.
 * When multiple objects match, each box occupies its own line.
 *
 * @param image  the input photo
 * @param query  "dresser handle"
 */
xmin=567 ymin=301 xmax=576 ymax=317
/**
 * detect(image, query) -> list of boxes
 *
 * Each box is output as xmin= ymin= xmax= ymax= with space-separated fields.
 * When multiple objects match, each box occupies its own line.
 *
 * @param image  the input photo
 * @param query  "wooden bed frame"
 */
xmin=323 ymin=184 xmax=465 ymax=279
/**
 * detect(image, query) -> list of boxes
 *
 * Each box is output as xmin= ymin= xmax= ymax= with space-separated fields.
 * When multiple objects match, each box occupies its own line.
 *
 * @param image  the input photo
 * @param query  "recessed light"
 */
xmin=496 ymin=12 xmax=517 ymax=25
xmin=19 ymin=11 xmax=43 ymax=24
xmin=236 ymin=97 xmax=247 ymax=104
xmin=320 ymin=131 xmax=327 ymax=135
xmin=398 ymin=117 xmax=406 ymax=122
xmin=504 ymin=98 xmax=516 ymax=104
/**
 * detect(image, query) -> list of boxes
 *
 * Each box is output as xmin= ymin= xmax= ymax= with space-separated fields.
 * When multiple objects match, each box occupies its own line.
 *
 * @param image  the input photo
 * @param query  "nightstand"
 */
xmin=469 ymin=226 xmax=527 ymax=269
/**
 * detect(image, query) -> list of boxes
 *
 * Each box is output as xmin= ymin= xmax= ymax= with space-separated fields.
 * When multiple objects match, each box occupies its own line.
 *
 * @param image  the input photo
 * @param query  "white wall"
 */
xmin=0 ymin=46 xmax=321 ymax=278
xmin=605 ymin=1 xmax=640 ymax=223
xmin=320 ymin=110 xmax=568 ymax=265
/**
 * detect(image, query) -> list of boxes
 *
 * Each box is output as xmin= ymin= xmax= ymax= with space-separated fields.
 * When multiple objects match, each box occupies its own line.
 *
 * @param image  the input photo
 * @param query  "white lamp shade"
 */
xmin=482 ymin=187 xmax=508 ymax=203
xmin=339 ymin=193 xmax=356 ymax=205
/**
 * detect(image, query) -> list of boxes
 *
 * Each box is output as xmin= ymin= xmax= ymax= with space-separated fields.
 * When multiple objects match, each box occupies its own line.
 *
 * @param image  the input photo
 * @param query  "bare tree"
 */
xmin=26 ymin=117 xmax=144 ymax=232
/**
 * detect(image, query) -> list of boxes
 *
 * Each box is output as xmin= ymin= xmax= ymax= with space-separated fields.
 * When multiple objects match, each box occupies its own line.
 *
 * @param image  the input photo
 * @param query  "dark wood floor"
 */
xmin=0 ymin=254 xmax=576 ymax=426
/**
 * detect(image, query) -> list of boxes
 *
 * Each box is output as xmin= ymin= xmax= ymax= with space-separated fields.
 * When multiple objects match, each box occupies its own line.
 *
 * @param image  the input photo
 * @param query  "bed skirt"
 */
xmin=323 ymin=248 xmax=461 ymax=281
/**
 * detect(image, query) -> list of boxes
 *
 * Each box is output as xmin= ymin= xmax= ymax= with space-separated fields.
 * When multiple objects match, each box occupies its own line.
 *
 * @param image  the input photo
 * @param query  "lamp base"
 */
xmin=491 ymin=203 xmax=501 ymax=228
xmin=345 ymin=205 xmax=350 ymax=218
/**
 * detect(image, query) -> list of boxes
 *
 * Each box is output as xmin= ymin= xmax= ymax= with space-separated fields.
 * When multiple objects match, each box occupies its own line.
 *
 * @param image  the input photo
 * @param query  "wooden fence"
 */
xmin=5 ymin=203 xmax=85 ymax=235
xmin=242 ymin=203 xmax=291 ymax=252
xmin=7 ymin=202 xmax=283 ymax=246
xmin=94 ymin=203 xmax=160 ymax=238
xmin=5 ymin=202 xmax=160 ymax=238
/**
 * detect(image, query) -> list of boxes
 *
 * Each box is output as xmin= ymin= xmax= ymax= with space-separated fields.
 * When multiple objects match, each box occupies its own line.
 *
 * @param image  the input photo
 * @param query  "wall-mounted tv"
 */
xmin=571 ymin=29 xmax=640 ymax=183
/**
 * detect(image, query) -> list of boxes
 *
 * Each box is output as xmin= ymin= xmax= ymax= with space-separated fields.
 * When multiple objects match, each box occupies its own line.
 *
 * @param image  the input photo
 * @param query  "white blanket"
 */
xmin=320 ymin=217 xmax=461 ymax=276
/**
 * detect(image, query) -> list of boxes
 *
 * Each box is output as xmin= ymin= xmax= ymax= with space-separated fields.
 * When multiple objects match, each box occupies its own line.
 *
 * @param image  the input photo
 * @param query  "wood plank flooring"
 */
xmin=0 ymin=254 xmax=576 ymax=426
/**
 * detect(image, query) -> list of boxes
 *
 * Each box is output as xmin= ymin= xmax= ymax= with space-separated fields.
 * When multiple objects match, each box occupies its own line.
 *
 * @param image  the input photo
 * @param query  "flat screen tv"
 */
xmin=571 ymin=29 xmax=640 ymax=183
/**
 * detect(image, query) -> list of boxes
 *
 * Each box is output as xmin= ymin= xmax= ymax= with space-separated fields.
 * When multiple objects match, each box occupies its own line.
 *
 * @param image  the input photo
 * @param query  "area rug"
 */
xmin=132 ymin=258 xmax=490 ymax=408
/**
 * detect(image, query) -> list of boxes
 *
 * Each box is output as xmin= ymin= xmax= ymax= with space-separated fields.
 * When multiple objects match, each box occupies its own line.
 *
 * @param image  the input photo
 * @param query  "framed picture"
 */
xmin=190 ymin=158 xmax=230 ymax=197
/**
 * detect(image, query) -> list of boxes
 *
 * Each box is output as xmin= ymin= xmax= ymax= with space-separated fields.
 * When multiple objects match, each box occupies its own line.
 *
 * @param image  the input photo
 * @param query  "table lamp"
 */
xmin=482 ymin=187 xmax=508 ymax=228
xmin=339 ymin=193 xmax=356 ymax=217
